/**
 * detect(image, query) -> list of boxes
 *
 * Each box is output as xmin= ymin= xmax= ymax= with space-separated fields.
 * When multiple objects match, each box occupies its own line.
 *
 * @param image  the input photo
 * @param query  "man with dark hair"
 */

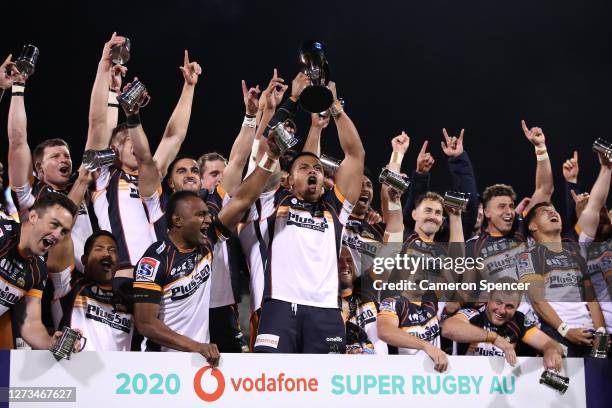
xmin=442 ymin=277 xmax=564 ymax=370
xmin=0 ymin=192 xmax=78 ymax=349
xmin=132 ymin=137 xmax=280 ymax=364
xmin=85 ymin=35 xmax=202 ymax=312
xmin=518 ymin=200 xmax=606 ymax=356
xmin=465 ymin=121 xmax=555 ymax=301
xmin=8 ymin=74 xmax=93 ymax=272
xmin=50 ymin=230 xmax=133 ymax=350
xmin=252 ymin=79 xmax=366 ymax=354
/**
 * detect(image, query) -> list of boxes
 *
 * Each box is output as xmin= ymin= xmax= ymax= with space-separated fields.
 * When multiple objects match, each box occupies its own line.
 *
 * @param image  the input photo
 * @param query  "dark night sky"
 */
xmin=1 ymin=0 xmax=611 ymax=207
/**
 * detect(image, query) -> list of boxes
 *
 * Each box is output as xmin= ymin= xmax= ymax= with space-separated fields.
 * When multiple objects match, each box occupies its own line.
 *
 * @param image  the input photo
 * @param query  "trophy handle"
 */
xmin=78 ymin=335 xmax=87 ymax=352
xmin=139 ymin=94 xmax=151 ymax=108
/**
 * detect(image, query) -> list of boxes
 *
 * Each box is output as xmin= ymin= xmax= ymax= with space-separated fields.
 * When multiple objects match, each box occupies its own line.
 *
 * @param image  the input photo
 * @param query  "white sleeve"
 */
xmin=11 ymin=182 xmax=35 ymax=211
xmin=579 ymin=232 xmax=594 ymax=259
xmin=49 ymin=266 xmax=73 ymax=300
xmin=142 ymin=189 xmax=164 ymax=223
xmin=95 ymin=166 xmax=111 ymax=191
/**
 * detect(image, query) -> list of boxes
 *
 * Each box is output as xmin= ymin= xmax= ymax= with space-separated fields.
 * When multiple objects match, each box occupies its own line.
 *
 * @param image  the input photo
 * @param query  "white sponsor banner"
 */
xmin=9 ymin=351 xmax=586 ymax=407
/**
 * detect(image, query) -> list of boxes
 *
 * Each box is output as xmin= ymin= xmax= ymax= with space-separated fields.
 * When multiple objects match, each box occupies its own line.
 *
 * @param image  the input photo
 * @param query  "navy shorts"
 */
xmin=253 ymin=299 xmax=346 ymax=354
xmin=209 ymin=304 xmax=246 ymax=353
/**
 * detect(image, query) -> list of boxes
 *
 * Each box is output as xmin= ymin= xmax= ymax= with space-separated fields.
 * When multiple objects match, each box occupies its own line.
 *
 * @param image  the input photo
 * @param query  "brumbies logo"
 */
xmin=135 ymin=257 xmax=159 ymax=281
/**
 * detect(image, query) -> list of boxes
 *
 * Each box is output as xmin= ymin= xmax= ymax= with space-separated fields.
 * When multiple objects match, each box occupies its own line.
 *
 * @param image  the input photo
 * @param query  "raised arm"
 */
xmin=329 ymin=82 xmax=366 ymax=204
xmin=7 ymin=70 xmax=32 ymax=189
xmin=218 ymin=139 xmax=280 ymax=231
xmin=403 ymin=141 xmax=433 ymax=228
xmin=576 ymin=152 xmax=611 ymax=238
xmin=562 ymin=151 xmax=580 ymax=235
xmin=381 ymin=132 xmax=409 ymax=235
xmin=130 ymin=121 xmax=160 ymax=199
xmin=303 ymin=113 xmax=330 ymax=156
xmin=153 ymin=51 xmax=201 ymax=177
xmin=521 ymin=120 xmax=554 ymax=212
xmin=86 ymin=33 xmax=126 ymax=150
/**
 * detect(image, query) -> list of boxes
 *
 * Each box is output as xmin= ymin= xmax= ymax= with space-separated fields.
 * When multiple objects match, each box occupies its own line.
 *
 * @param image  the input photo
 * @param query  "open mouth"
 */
xmin=100 ymin=258 xmax=114 ymax=270
xmin=339 ymin=268 xmax=352 ymax=277
xmin=42 ymin=238 xmax=55 ymax=249
xmin=549 ymin=215 xmax=559 ymax=223
xmin=502 ymin=215 xmax=513 ymax=223
xmin=59 ymin=166 xmax=70 ymax=176
xmin=307 ymin=176 xmax=317 ymax=186
xmin=358 ymin=194 xmax=369 ymax=204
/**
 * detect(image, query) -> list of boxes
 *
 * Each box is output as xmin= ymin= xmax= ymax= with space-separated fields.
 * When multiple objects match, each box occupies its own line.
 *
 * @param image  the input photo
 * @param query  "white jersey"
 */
xmin=239 ymin=191 xmax=274 ymax=314
xmin=94 ymin=167 xmax=156 ymax=267
xmin=50 ymin=268 xmax=133 ymax=351
xmin=133 ymin=224 xmax=228 ymax=351
xmin=259 ymin=187 xmax=353 ymax=308
xmin=579 ymin=233 xmax=612 ymax=332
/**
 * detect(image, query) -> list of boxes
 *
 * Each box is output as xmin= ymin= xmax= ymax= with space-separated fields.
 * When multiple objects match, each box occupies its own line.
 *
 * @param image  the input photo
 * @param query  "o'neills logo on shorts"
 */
xmin=193 ymin=366 xmax=319 ymax=402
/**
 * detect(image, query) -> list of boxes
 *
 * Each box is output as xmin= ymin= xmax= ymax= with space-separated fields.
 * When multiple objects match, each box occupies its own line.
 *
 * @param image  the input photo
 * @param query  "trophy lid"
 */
xmin=299 ymin=41 xmax=327 ymax=66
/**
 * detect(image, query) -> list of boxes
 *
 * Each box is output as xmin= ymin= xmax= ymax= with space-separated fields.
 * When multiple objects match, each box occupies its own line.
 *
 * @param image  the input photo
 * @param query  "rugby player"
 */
xmin=50 ymin=231 xmax=132 ymax=350
xmin=132 ymin=137 xmax=280 ymax=365
xmin=519 ymin=201 xmax=606 ymax=356
xmin=253 ymin=79 xmax=365 ymax=354
xmin=86 ymin=34 xmax=201 ymax=309
xmin=442 ymin=277 xmax=564 ymax=370
xmin=0 ymin=192 xmax=79 ymax=349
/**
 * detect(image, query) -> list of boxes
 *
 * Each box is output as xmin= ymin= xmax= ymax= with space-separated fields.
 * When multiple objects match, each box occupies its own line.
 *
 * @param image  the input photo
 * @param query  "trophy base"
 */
xmin=300 ymin=86 xmax=334 ymax=113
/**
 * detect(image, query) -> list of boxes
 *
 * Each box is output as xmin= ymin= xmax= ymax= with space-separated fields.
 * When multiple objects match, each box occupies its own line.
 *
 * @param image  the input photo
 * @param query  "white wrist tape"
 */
xmin=258 ymin=153 xmax=279 ymax=173
xmin=387 ymin=200 xmax=401 ymax=211
xmin=557 ymin=322 xmax=569 ymax=337
xmin=12 ymin=84 xmax=25 ymax=94
xmin=536 ymin=153 xmax=549 ymax=161
xmin=242 ymin=115 xmax=257 ymax=128
xmin=108 ymin=91 xmax=119 ymax=106
xmin=386 ymin=231 xmax=404 ymax=242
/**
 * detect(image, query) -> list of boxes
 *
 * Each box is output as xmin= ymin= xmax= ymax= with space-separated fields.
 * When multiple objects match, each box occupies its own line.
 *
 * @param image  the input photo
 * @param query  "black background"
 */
xmin=2 ymin=0 xmax=611 ymax=208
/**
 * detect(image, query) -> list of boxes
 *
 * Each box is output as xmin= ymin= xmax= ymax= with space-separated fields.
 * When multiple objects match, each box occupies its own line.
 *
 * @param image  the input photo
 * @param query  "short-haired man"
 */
xmin=519 ymin=202 xmax=606 ymax=356
xmin=132 ymin=138 xmax=279 ymax=365
xmin=442 ymin=278 xmax=564 ymax=370
xmin=0 ymin=192 xmax=78 ymax=349
xmin=50 ymin=231 xmax=133 ymax=350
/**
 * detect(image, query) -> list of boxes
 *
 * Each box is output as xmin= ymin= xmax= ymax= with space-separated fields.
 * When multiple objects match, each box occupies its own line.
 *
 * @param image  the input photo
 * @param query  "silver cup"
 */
xmin=51 ymin=327 xmax=87 ymax=360
xmin=320 ymin=154 xmax=341 ymax=176
xmin=593 ymin=138 xmax=612 ymax=161
xmin=110 ymin=37 xmax=131 ymax=65
xmin=590 ymin=333 xmax=610 ymax=358
xmin=319 ymin=98 xmax=344 ymax=118
xmin=539 ymin=370 xmax=569 ymax=394
xmin=16 ymin=44 xmax=39 ymax=78
xmin=269 ymin=120 xmax=298 ymax=153
xmin=299 ymin=41 xmax=334 ymax=113
xmin=379 ymin=168 xmax=410 ymax=194
xmin=82 ymin=148 xmax=117 ymax=171
xmin=444 ymin=191 xmax=470 ymax=212
xmin=117 ymin=79 xmax=150 ymax=112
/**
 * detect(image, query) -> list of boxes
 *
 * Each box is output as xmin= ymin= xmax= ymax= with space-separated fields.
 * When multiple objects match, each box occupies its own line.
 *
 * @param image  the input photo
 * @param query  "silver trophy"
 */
xmin=444 ymin=191 xmax=470 ymax=212
xmin=16 ymin=44 xmax=39 ymax=78
xmin=592 ymin=138 xmax=612 ymax=161
xmin=269 ymin=120 xmax=298 ymax=153
xmin=590 ymin=332 xmax=610 ymax=358
xmin=320 ymin=154 xmax=341 ymax=176
xmin=110 ymin=37 xmax=131 ymax=65
xmin=539 ymin=370 xmax=569 ymax=394
xmin=379 ymin=168 xmax=410 ymax=194
xmin=82 ymin=148 xmax=116 ymax=171
xmin=51 ymin=327 xmax=87 ymax=360
xmin=319 ymin=98 xmax=344 ymax=118
xmin=299 ymin=41 xmax=334 ymax=113
xmin=117 ymin=79 xmax=150 ymax=112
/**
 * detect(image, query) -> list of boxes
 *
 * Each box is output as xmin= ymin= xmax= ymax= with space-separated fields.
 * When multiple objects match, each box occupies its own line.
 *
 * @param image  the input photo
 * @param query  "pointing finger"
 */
xmin=241 ymin=80 xmax=248 ymax=96
xmin=521 ymin=119 xmax=529 ymax=134
xmin=2 ymin=54 xmax=11 ymax=65
xmin=459 ymin=128 xmax=465 ymax=143
xmin=184 ymin=50 xmax=189 ymax=66
xmin=420 ymin=140 xmax=429 ymax=155
xmin=570 ymin=189 xmax=578 ymax=203
xmin=573 ymin=150 xmax=578 ymax=162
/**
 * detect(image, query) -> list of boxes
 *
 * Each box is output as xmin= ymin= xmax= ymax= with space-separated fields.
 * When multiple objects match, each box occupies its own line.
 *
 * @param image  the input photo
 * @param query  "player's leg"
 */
xmin=253 ymin=299 xmax=298 ymax=353
xmin=301 ymin=305 xmax=346 ymax=354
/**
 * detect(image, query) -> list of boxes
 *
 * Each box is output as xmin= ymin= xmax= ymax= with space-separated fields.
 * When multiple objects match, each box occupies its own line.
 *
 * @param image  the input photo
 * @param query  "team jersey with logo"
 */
xmin=342 ymin=217 xmax=385 ymax=277
xmin=579 ymin=233 xmax=612 ymax=332
xmin=378 ymin=295 xmax=440 ymax=356
xmin=142 ymin=185 xmax=238 ymax=309
xmin=11 ymin=178 xmax=94 ymax=272
xmin=94 ymin=167 xmax=156 ymax=268
xmin=341 ymin=291 xmax=387 ymax=354
xmin=51 ymin=269 xmax=133 ymax=351
xmin=132 ymin=221 xmax=229 ymax=351
xmin=259 ymin=186 xmax=354 ymax=308
xmin=239 ymin=191 xmax=274 ymax=315
xmin=456 ymin=305 xmax=538 ymax=357
xmin=517 ymin=243 xmax=594 ymax=328
xmin=467 ymin=231 xmax=527 ymax=282
xmin=0 ymin=219 xmax=47 ymax=317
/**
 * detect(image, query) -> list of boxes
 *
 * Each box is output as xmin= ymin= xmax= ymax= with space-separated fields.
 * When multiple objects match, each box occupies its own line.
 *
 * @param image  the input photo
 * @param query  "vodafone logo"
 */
xmin=194 ymin=366 xmax=226 ymax=402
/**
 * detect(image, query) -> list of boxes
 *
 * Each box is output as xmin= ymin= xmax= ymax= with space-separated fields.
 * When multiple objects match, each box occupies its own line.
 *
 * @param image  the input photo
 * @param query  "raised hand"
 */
xmin=416 ymin=140 xmax=435 ymax=174
xmin=109 ymin=64 xmax=128 ymax=93
xmin=521 ymin=119 xmax=546 ymax=148
xmin=264 ymin=69 xmax=288 ymax=111
xmin=179 ymin=50 xmax=202 ymax=86
xmin=120 ymin=77 xmax=150 ymax=115
xmin=570 ymin=189 xmax=590 ymax=218
xmin=515 ymin=197 xmax=532 ymax=216
xmin=441 ymin=128 xmax=465 ymax=157
xmin=391 ymin=131 xmax=410 ymax=154
xmin=290 ymin=72 xmax=311 ymax=101
xmin=101 ymin=32 xmax=127 ymax=66
xmin=311 ymin=112 xmax=330 ymax=129
xmin=0 ymin=54 xmax=20 ymax=89
xmin=242 ymin=80 xmax=261 ymax=116
xmin=562 ymin=151 xmax=579 ymax=183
